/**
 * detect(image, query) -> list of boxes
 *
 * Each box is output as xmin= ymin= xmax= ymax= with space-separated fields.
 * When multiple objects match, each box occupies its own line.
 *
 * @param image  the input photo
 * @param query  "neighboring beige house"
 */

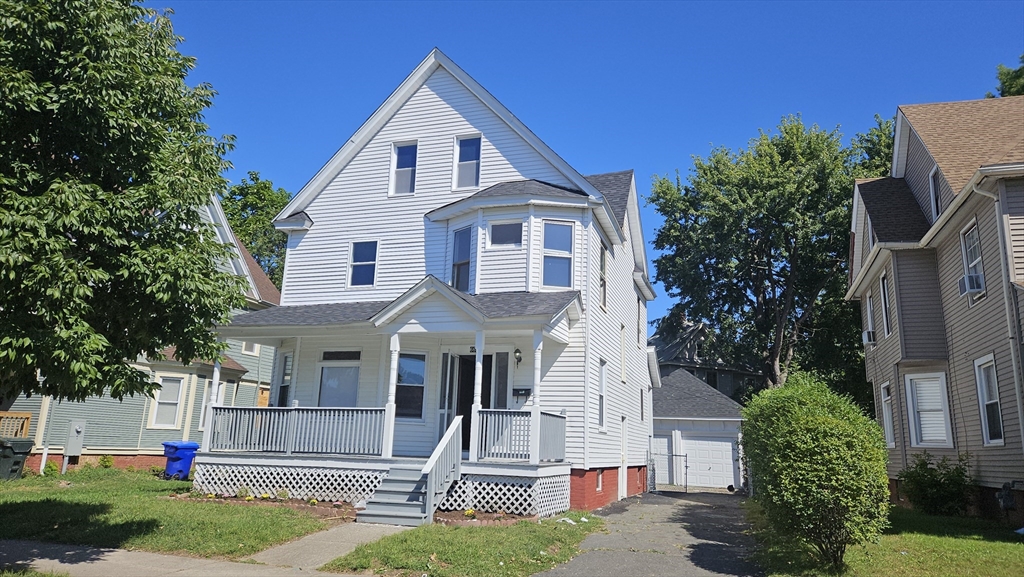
xmin=845 ymin=95 xmax=1024 ymax=516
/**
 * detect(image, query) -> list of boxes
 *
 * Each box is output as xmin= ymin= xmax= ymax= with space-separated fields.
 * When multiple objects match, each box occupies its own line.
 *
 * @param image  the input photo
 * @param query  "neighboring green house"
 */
xmin=1 ymin=195 xmax=281 ymax=470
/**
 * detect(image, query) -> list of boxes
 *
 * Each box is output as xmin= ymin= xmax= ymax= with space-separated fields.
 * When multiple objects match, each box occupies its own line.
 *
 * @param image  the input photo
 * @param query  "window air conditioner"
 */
xmin=862 ymin=330 xmax=876 ymax=345
xmin=958 ymin=274 xmax=985 ymax=297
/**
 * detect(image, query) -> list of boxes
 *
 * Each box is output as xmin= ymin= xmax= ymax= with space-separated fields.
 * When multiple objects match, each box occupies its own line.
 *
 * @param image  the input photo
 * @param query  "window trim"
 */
xmin=928 ymin=164 xmax=942 ymax=223
xmin=879 ymin=381 xmax=895 ymax=448
xmin=904 ymin=372 xmax=954 ymax=449
xmin=149 ymin=373 xmax=188 ymax=430
xmin=316 ymin=349 xmax=362 ymax=408
xmin=451 ymin=134 xmax=482 ymax=191
xmin=240 ymin=341 xmax=260 ymax=356
xmin=348 ymin=239 xmax=379 ymax=289
xmin=865 ymin=290 xmax=876 ymax=345
xmin=451 ymin=226 xmax=472 ymax=291
xmin=880 ymin=273 xmax=893 ymax=337
xmin=960 ymin=219 xmax=985 ymax=305
xmin=599 ymin=242 xmax=608 ymax=310
xmin=541 ymin=220 xmax=574 ymax=289
xmin=598 ymin=359 xmax=607 ymax=432
xmin=486 ymin=219 xmax=524 ymax=250
xmin=389 ymin=140 xmax=418 ymax=196
xmin=974 ymin=353 xmax=1003 ymax=446
xmin=395 ymin=350 xmax=429 ymax=421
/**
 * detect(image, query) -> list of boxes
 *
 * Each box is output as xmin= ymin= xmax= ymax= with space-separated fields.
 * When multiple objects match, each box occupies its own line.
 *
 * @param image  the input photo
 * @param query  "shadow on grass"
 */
xmin=0 ymin=499 xmax=160 ymax=552
xmin=660 ymin=491 xmax=763 ymax=577
xmin=885 ymin=505 xmax=1024 ymax=542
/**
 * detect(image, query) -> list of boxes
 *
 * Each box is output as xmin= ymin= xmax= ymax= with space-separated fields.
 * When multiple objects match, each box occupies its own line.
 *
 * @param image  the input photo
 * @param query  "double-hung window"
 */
xmin=349 ymin=241 xmax=377 ymax=287
xmin=152 ymin=375 xmax=184 ymax=428
xmin=396 ymin=353 xmax=427 ymax=418
xmin=905 ymin=373 xmax=952 ymax=448
xmin=865 ymin=291 xmax=875 ymax=343
xmin=319 ymin=351 xmax=360 ymax=407
xmin=452 ymin=227 xmax=472 ymax=292
xmin=961 ymin=223 xmax=984 ymax=303
xmin=455 ymin=136 xmax=481 ymax=188
xmin=974 ymin=355 xmax=1002 ymax=444
xmin=880 ymin=382 xmax=895 ymax=448
xmin=880 ymin=274 xmax=892 ymax=336
xmin=276 ymin=353 xmax=293 ymax=407
xmin=599 ymin=243 xmax=608 ymax=309
xmin=542 ymin=221 xmax=573 ymax=288
xmin=393 ymin=143 xmax=417 ymax=195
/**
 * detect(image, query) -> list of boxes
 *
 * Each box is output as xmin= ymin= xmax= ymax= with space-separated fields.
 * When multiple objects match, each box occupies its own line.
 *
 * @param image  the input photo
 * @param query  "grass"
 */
xmin=0 ymin=467 xmax=325 ymax=559
xmin=0 ymin=570 xmax=67 ymax=577
xmin=321 ymin=510 xmax=602 ymax=577
xmin=746 ymin=501 xmax=1024 ymax=576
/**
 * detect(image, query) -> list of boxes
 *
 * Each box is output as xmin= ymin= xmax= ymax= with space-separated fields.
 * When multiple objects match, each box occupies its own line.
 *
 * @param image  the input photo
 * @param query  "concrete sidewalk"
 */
xmin=0 ymin=522 xmax=408 ymax=576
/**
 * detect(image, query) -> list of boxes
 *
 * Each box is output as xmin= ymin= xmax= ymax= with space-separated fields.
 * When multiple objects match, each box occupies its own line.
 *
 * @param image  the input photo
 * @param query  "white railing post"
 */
xmin=382 ymin=334 xmax=399 ymax=459
xmin=469 ymin=330 xmax=484 ymax=462
xmin=200 ymin=375 xmax=220 ymax=452
xmin=285 ymin=400 xmax=298 ymax=455
xmin=530 ymin=330 xmax=543 ymax=465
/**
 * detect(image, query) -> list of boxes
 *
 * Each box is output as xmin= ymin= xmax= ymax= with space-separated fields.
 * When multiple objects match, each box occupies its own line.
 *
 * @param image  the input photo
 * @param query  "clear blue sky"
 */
xmin=158 ymin=0 xmax=1024 ymax=329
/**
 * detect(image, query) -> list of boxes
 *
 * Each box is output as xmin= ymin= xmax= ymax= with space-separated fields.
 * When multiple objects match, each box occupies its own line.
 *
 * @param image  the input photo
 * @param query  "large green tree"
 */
xmin=986 ymin=54 xmax=1024 ymax=98
xmin=0 ymin=0 xmax=244 ymax=403
xmin=220 ymin=172 xmax=290 ymax=289
xmin=650 ymin=116 xmax=853 ymax=388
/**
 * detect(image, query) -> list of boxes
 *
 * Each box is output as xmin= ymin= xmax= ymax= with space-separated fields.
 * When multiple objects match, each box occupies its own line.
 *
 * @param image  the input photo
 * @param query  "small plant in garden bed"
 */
xmin=97 ymin=455 xmax=114 ymax=469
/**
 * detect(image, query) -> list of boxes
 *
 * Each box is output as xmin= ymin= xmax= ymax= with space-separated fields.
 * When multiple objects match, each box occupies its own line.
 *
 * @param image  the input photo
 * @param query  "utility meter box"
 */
xmin=65 ymin=420 xmax=86 ymax=457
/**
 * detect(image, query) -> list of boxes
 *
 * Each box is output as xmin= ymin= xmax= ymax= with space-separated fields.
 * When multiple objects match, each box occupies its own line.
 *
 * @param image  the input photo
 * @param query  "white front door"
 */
xmin=682 ymin=437 xmax=739 ymax=488
xmin=618 ymin=415 xmax=628 ymax=499
xmin=652 ymin=436 xmax=671 ymax=485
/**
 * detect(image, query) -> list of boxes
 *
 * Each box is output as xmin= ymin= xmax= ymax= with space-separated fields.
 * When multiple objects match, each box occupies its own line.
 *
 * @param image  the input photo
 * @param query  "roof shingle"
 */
xmin=653 ymin=366 xmax=743 ymax=420
xmin=900 ymin=96 xmax=1024 ymax=194
xmin=585 ymin=170 xmax=633 ymax=227
xmin=856 ymin=177 xmax=932 ymax=243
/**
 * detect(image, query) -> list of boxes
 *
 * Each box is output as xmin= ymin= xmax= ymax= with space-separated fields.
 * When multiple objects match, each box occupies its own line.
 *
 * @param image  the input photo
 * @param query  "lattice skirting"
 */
xmin=438 ymin=474 xmax=570 ymax=517
xmin=193 ymin=463 xmax=385 ymax=503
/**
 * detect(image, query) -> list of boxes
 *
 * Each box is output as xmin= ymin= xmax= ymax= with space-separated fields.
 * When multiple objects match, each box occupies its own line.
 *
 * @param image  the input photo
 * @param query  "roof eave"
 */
xmin=845 ymin=242 xmax=919 ymax=300
xmin=647 ymin=347 xmax=662 ymax=388
xmin=426 ymin=194 xmax=590 ymax=221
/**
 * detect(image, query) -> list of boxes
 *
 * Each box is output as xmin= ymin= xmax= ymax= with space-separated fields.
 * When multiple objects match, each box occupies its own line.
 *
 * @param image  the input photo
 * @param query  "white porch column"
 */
xmin=469 ymin=329 xmax=485 ymax=462
xmin=200 ymin=359 xmax=222 ymax=453
xmin=530 ymin=330 xmax=543 ymax=465
xmin=382 ymin=333 xmax=400 ymax=459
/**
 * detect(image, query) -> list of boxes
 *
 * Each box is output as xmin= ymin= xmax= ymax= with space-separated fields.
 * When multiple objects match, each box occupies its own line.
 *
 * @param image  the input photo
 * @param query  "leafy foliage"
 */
xmin=986 ymin=54 xmax=1024 ymax=98
xmin=0 ymin=0 xmax=245 ymax=402
xmin=742 ymin=372 xmax=890 ymax=568
xmin=850 ymin=114 xmax=895 ymax=179
xmin=219 ymin=171 xmax=290 ymax=289
xmin=897 ymin=452 xmax=973 ymax=516
xmin=650 ymin=116 xmax=853 ymax=387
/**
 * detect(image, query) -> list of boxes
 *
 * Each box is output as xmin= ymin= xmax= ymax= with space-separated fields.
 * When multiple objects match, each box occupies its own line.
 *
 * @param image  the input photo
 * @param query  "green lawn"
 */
xmin=321 ymin=510 xmax=602 ymax=577
xmin=0 ymin=467 xmax=325 ymax=558
xmin=747 ymin=502 xmax=1024 ymax=576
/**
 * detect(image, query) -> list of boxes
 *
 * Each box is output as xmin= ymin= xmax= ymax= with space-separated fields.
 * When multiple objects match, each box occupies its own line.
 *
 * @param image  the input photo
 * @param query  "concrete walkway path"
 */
xmin=541 ymin=490 xmax=761 ymax=577
xmin=0 ymin=522 xmax=408 ymax=576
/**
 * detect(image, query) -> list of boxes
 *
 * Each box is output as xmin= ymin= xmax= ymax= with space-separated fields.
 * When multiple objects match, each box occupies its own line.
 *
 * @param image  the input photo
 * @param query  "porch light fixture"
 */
xmin=513 ymin=348 xmax=522 ymax=366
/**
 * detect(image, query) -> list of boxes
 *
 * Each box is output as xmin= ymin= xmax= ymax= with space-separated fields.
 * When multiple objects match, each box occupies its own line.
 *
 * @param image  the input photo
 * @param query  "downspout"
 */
xmin=978 ymin=182 xmax=1024 ymax=457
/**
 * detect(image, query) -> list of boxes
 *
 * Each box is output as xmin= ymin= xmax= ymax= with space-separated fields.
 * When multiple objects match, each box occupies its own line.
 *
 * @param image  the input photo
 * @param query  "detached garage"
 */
xmin=651 ymin=367 xmax=743 ymax=490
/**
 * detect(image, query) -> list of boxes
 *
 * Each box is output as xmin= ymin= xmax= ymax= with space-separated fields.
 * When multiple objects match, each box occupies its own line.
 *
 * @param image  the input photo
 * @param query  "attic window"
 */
xmin=349 ymin=241 xmax=377 ymax=287
xmin=393 ymin=143 xmax=417 ymax=195
xmin=455 ymin=136 xmax=481 ymax=189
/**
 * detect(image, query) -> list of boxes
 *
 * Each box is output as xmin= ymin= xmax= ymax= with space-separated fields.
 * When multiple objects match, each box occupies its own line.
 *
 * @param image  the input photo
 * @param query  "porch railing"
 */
xmin=538 ymin=411 xmax=567 ymax=462
xmin=422 ymin=415 xmax=462 ymax=521
xmin=478 ymin=409 xmax=532 ymax=460
xmin=209 ymin=406 xmax=386 ymax=456
xmin=0 ymin=411 xmax=32 ymax=438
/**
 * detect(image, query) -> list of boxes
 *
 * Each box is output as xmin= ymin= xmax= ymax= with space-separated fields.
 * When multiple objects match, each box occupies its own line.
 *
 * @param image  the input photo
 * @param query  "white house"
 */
xmin=193 ymin=49 xmax=660 ymax=525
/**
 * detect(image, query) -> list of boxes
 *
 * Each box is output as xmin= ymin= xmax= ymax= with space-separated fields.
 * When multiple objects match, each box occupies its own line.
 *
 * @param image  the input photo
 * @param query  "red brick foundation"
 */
xmin=569 ymin=465 xmax=647 ymax=510
xmin=25 ymin=452 xmax=167 ymax=473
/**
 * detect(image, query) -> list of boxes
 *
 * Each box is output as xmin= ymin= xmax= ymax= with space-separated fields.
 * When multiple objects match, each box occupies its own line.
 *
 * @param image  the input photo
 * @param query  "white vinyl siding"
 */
xmin=880 ymin=382 xmax=894 ymax=448
xmin=974 ymin=354 xmax=1002 ymax=445
xmin=905 ymin=373 xmax=953 ymax=448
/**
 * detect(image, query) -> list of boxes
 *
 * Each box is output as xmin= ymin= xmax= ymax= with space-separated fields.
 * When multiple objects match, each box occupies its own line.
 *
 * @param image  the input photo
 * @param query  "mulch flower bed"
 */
xmin=166 ymin=492 xmax=357 ymax=523
xmin=433 ymin=509 xmax=538 ymax=526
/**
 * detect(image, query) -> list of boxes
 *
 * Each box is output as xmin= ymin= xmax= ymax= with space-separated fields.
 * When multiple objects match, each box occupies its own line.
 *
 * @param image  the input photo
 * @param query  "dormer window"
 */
xmin=543 ymin=221 xmax=573 ymax=288
xmin=455 ymin=136 xmax=481 ymax=189
xmin=452 ymin=227 xmax=472 ymax=292
xmin=392 ymin=142 xmax=417 ymax=195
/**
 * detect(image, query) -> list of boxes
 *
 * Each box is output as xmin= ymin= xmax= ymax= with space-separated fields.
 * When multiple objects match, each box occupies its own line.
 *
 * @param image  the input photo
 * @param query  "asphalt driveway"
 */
xmin=542 ymin=490 xmax=761 ymax=577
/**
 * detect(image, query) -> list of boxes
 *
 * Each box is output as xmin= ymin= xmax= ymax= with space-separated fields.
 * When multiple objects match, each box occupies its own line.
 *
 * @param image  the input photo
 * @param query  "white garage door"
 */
xmin=682 ymin=437 xmax=738 ymax=489
xmin=651 ymin=436 xmax=671 ymax=485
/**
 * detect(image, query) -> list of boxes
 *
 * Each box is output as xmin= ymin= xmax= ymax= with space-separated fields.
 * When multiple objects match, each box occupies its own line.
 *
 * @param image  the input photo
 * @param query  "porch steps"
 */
xmin=356 ymin=463 xmax=430 ymax=526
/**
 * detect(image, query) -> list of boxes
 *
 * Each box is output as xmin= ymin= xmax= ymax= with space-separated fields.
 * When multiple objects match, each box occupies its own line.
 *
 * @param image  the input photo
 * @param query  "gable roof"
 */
xmin=585 ymin=170 xmax=633 ymax=227
xmin=856 ymin=177 xmax=932 ymax=243
xmin=156 ymin=346 xmax=248 ymax=374
xmin=228 ymin=301 xmax=392 ymax=328
xmin=234 ymin=236 xmax=281 ymax=306
xmin=471 ymin=179 xmax=586 ymax=200
xmin=653 ymin=366 xmax=743 ymax=420
xmin=899 ymin=96 xmax=1024 ymax=193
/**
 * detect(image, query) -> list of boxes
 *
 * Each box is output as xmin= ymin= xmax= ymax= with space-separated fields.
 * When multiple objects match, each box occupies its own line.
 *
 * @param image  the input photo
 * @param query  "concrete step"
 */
xmin=363 ymin=499 xmax=427 ymax=515
xmin=356 ymin=509 xmax=429 ymax=527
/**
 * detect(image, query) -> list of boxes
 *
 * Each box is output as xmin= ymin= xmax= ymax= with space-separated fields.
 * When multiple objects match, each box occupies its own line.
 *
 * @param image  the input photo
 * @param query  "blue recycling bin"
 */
xmin=162 ymin=440 xmax=200 ymax=480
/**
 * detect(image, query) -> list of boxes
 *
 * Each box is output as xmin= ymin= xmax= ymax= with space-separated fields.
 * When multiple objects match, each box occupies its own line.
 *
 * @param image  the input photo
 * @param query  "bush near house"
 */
xmin=897 ymin=452 xmax=973 ymax=516
xmin=742 ymin=372 xmax=890 ymax=568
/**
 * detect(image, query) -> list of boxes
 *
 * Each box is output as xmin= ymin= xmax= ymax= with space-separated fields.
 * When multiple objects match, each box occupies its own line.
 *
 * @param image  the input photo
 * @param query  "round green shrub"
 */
xmin=897 ymin=452 xmax=972 ymax=516
xmin=742 ymin=372 xmax=890 ymax=568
